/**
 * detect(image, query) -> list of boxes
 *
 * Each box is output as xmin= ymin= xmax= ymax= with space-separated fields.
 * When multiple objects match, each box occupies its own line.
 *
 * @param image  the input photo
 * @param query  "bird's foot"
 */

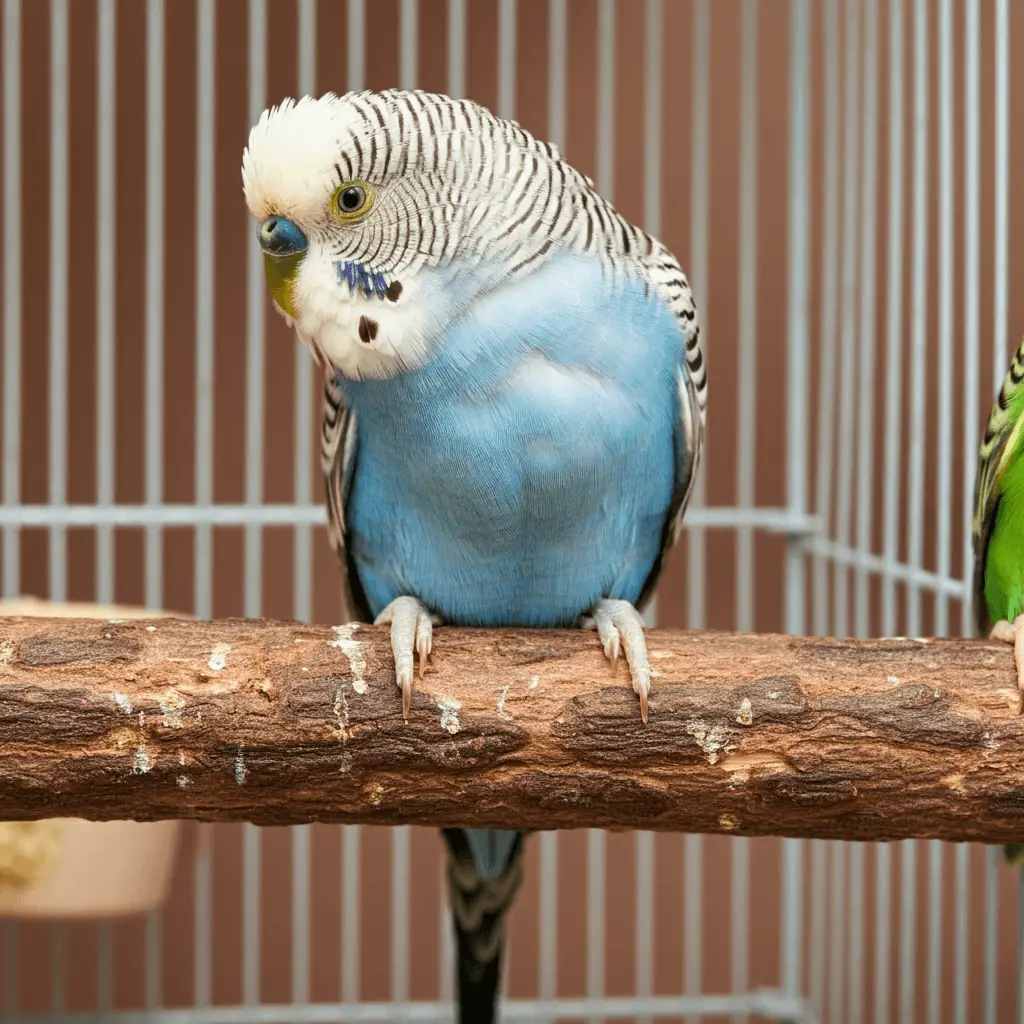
xmin=989 ymin=613 xmax=1024 ymax=713
xmin=374 ymin=596 xmax=441 ymax=721
xmin=581 ymin=598 xmax=652 ymax=723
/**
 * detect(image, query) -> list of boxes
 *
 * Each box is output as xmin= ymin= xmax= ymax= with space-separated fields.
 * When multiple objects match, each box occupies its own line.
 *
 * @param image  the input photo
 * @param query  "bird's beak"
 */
xmin=257 ymin=216 xmax=308 ymax=320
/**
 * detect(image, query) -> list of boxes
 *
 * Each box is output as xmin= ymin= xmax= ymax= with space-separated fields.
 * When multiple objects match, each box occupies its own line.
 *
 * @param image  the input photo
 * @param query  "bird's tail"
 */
xmin=1005 ymin=843 xmax=1024 ymax=867
xmin=441 ymin=827 xmax=526 ymax=1024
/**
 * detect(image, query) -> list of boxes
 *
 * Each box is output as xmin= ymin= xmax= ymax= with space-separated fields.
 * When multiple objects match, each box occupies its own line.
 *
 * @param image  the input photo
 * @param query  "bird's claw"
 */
xmin=585 ymin=599 xmax=652 ymax=723
xmin=374 ymin=596 xmax=438 ymax=721
xmin=989 ymin=614 xmax=1024 ymax=714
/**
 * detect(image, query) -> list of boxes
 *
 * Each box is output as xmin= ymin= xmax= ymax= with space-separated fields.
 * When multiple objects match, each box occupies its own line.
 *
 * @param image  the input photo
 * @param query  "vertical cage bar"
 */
xmin=834 ymin=0 xmax=862 ymax=639
xmin=244 ymin=0 xmax=266 ymax=621
xmin=440 ymin=1 xmax=463 ymax=1005
xmin=906 ymin=0 xmax=929 ymax=635
xmin=144 ymin=0 xmax=166 ymax=612
xmin=781 ymin=0 xmax=810 ymax=1004
xmin=447 ymin=0 xmax=465 ymax=99
xmin=684 ymin=8 xmax=710 ymax=1017
xmin=927 ymin=840 xmax=943 ymax=1024
xmin=993 ymin=0 xmax=1009 ymax=390
xmin=854 ymin=0 xmax=879 ymax=640
xmin=1 ymin=0 xmax=20 ymax=605
xmin=881 ymin=0 xmax=905 ymax=635
xmin=348 ymin=0 xmax=365 ymax=93
xmin=291 ymin=3 xmax=316 ymax=1010
xmin=899 ymin=840 xmax=917 ymax=1024
xmin=962 ymin=0 xmax=980 ymax=641
xmin=812 ymin=0 xmax=841 ymax=640
xmin=634 ymin=5 xmax=660 ymax=1017
xmin=595 ymin=0 xmax=614 ymax=203
xmin=991 ymin=6 xmax=1011 ymax=1002
xmin=584 ymin=9 xmax=618 ymax=1013
xmin=635 ymin=831 xmax=653 ymax=1024
xmin=95 ymin=0 xmax=116 ymax=602
xmin=875 ymin=14 xmax=904 ymax=1020
xmin=48 ymin=0 xmax=69 ymax=601
xmin=0 ymin=0 xmax=21 ymax=600
xmin=984 ymin=845 xmax=998 ymax=1024
xmin=929 ymin=11 xmax=953 ymax=1021
xmin=683 ymin=834 xmax=702 ymax=1024
xmin=954 ymin=845 xmax=969 ymax=1024
xmin=395 ymin=2 xmax=416 ymax=999
xmin=292 ymin=824 xmax=311 ymax=1004
xmin=848 ymin=843 xmax=865 ymax=1024
xmin=243 ymin=821 xmax=261 ymax=1005
xmin=538 ymin=5 xmax=567 ymax=1010
xmin=391 ymin=826 xmax=410 ymax=1003
xmin=686 ymin=0 xmax=709 ymax=635
xmin=934 ymin=0 xmax=953 ymax=634
xmin=342 ymin=11 xmax=365 ymax=1007
xmin=399 ymin=0 xmax=417 ymax=92
xmin=192 ymin=1 xmax=216 ymax=1005
xmin=194 ymin=0 xmax=216 ymax=621
xmin=874 ymin=843 xmax=892 ymax=1024
xmin=828 ymin=842 xmax=847 ymax=1022
xmin=292 ymin=0 xmax=316 ymax=628
xmin=138 ymin=0 xmax=162 ymax=973
xmin=341 ymin=824 xmax=360 ymax=1002
xmin=538 ymin=831 xmax=558 ymax=1008
xmin=784 ymin=0 xmax=810 ymax=633
xmin=243 ymin=1 xmax=267 ymax=1008
xmin=730 ymin=837 xmax=750 ymax=1024
xmin=193 ymin=825 xmax=213 ymax=1008
xmin=439 ymin=853 xmax=454 ymax=1004
xmin=97 ymin=0 xmax=119 ymax=996
xmin=735 ymin=0 xmax=758 ymax=636
xmin=586 ymin=829 xmax=605 ymax=1023
xmin=497 ymin=0 xmax=516 ymax=121
xmin=809 ymin=841 xmax=827 ymax=1017
xmin=642 ymin=0 xmax=661 ymax=280
xmin=547 ymin=0 xmax=566 ymax=151
xmin=850 ymin=6 xmax=877 ymax=1016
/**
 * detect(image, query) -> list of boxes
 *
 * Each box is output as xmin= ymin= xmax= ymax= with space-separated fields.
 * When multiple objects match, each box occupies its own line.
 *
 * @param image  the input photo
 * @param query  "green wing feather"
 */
xmin=972 ymin=336 xmax=1024 ymax=636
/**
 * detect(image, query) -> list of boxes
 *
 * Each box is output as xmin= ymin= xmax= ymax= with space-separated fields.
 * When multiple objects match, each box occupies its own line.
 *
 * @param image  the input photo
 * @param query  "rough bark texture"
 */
xmin=0 ymin=615 xmax=1022 ymax=841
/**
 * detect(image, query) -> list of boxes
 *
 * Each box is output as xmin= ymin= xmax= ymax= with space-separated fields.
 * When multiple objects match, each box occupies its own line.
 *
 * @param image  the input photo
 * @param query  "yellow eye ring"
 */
xmin=330 ymin=180 xmax=375 ymax=222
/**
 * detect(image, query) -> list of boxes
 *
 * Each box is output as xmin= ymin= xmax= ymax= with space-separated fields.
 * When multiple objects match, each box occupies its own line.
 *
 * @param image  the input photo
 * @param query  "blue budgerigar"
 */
xmin=242 ymin=89 xmax=706 ymax=1023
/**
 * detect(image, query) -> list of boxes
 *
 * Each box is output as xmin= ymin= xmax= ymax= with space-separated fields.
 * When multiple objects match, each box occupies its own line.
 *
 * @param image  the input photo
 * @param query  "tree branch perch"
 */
xmin=0 ymin=615 xmax=1022 ymax=842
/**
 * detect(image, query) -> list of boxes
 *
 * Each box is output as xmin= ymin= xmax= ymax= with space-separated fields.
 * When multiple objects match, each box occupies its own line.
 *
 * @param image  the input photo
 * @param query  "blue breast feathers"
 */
xmin=338 ymin=253 xmax=687 ymax=628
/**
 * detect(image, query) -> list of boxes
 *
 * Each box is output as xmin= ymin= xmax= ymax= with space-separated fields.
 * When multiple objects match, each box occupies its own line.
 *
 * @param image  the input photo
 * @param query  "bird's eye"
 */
xmin=339 ymin=186 xmax=365 ymax=212
xmin=330 ymin=181 xmax=374 ymax=222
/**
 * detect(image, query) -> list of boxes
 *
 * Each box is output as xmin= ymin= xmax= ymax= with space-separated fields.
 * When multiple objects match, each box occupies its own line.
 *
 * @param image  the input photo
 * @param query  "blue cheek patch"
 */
xmin=337 ymin=261 xmax=391 ymax=300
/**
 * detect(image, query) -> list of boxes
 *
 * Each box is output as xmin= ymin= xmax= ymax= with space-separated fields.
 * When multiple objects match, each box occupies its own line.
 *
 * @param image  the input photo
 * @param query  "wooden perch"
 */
xmin=0 ymin=614 xmax=1023 ymax=843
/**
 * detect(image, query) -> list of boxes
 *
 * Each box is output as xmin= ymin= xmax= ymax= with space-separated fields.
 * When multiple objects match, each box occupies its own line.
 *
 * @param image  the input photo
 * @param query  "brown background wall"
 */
xmin=2 ymin=0 xmax=1024 ymax=1019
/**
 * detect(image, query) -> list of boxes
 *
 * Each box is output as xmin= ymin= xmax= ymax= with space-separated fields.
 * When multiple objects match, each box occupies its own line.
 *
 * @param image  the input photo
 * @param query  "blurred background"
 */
xmin=1 ymin=0 xmax=1023 ymax=1020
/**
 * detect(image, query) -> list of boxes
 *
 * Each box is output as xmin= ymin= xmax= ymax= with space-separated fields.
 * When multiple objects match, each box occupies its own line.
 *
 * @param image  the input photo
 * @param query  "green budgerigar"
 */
xmin=972 ymin=334 xmax=1024 ymax=867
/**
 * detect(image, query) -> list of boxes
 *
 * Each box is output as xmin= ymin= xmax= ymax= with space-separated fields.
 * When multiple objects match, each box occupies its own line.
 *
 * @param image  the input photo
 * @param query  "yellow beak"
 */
xmin=257 ymin=215 xmax=308 ymax=320
xmin=262 ymin=251 xmax=304 ymax=320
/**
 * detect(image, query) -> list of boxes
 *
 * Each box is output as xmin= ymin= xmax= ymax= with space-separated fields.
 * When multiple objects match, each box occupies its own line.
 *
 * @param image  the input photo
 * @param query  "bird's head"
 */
xmin=243 ymin=89 xmax=574 ymax=381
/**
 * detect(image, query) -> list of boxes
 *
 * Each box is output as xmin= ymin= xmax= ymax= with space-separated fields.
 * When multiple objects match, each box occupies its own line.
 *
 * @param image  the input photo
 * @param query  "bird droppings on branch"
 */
xmin=0 ymin=615 xmax=1023 ymax=841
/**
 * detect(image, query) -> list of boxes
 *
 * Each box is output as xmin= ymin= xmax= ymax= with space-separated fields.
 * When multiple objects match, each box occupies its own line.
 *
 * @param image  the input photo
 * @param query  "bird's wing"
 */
xmin=973 ymin=335 xmax=1024 ymax=636
xmin=633 ymin=249 xmax=707 ymax=613
xmin=321 ymin=372 xmax=373 ymax=623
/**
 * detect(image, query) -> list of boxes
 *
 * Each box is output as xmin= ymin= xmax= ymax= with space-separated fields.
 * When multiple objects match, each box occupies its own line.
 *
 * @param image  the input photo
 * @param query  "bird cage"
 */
xmin=0 ymin=0 xmax=1022 ymax=1021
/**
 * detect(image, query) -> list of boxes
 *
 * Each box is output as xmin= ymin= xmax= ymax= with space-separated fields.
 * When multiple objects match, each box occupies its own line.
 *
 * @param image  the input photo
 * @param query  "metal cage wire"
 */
xmin=0 ymin=0 xmax=1020 ymax=1021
